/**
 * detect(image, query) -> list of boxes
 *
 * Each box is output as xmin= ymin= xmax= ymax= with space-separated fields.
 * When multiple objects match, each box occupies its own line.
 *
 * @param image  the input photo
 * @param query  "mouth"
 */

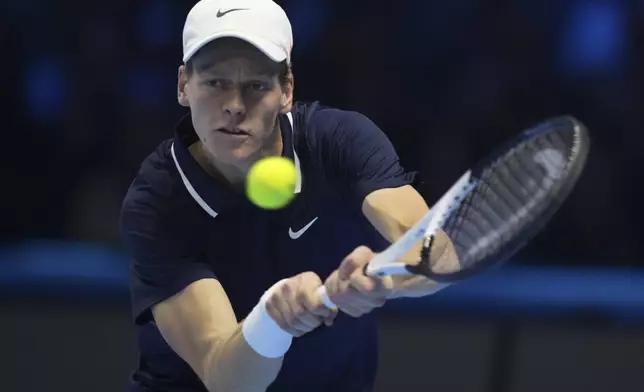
xmin=216 ymin=128 xmax=250 ymax=136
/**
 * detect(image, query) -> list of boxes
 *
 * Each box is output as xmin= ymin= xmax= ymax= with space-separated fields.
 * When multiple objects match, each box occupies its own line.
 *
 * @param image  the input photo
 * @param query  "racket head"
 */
xmin=410 ymin=115 xmax=590 ymax=282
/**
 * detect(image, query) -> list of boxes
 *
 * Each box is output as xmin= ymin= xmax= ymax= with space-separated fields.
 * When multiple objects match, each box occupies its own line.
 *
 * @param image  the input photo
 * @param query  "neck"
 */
xmin=191 ymin=120 xmax=284 ymax=192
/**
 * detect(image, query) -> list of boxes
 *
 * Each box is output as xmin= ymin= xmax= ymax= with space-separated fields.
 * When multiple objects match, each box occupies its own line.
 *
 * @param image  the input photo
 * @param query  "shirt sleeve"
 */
xmin=120 ymin=174 xmax=216 ymax=325
xmin=322 ymin=110 xmax=417 ymax=206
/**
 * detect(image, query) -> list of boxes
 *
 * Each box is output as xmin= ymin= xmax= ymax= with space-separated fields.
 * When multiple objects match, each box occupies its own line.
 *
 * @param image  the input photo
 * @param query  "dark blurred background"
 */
xmin=1 ymin=0 xmax=643 ymax=391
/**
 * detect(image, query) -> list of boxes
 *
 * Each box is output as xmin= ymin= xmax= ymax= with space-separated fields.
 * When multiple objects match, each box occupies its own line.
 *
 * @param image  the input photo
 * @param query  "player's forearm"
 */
xmin=382 ymin=224 xmax=455 ymax=299
xmin=202 ymin=323 xmax=283 ymax=392
xmin=362 ymin=187 xmax=454 ymax=298
xmin=386 ymin=238 xmax=451 ymax=299
xmin=369 ymin=211 xmax=451 ymax=299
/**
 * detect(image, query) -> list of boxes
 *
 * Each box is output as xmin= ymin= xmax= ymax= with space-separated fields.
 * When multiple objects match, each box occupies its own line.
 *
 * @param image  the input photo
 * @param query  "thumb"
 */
xmin=338 ymin=256 xmax=361 ymax=281
xmin=338 ymin=246 xmax=374 ymax=280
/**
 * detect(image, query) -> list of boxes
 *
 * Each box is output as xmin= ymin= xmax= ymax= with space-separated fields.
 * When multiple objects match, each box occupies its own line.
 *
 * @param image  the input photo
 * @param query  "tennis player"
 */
xmin=120 ymin=0 xmax=455 ymax=391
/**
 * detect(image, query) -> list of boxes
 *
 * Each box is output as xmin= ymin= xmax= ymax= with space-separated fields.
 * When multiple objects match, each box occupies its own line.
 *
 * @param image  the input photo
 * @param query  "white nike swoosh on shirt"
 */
xmin=289 ymin=217 xmax=319 ymax=239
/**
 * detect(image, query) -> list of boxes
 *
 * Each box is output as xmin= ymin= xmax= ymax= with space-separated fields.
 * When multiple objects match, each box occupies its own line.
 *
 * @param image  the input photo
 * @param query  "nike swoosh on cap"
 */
xmin=216 ymin=8 xmax=249 ymax=17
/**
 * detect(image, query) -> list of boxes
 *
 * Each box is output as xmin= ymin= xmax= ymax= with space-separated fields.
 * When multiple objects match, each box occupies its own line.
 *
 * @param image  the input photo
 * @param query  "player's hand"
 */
xmin=324 ymin=246 xmax=394 ymax=318
xmin=264 ymin=272 xmax=338 ymax=337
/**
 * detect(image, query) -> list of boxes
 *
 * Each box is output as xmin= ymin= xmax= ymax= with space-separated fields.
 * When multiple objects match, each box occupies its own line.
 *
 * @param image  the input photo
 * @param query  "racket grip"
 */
xmin=315 ymin=286 xmax=337 ymax=310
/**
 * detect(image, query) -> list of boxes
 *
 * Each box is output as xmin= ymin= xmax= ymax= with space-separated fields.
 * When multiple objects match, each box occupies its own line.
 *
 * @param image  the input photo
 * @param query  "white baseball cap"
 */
xmin=182 ymin=0 xmax=293 ymax=64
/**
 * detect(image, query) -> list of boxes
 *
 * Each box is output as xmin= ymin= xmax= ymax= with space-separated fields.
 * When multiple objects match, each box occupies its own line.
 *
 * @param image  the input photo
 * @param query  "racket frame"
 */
xmin=316 ymin=116 xmax=590 ymax=307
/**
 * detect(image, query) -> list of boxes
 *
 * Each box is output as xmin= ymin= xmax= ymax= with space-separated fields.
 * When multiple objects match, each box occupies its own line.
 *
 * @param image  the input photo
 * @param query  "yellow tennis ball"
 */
xmin=246 ymin=156 xmax=297 ymax=209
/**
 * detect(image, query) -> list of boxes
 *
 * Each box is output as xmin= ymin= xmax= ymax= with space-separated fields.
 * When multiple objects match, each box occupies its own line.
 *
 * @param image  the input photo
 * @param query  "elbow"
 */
xmin=200 ymin=340 xmax=229 ymax=392
xmin=201 ymin=337 xmax=278 ymax=392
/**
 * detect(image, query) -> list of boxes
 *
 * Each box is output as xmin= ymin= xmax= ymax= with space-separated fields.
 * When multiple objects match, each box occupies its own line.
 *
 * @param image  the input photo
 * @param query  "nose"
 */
xmin=223 ymin=90 xmax=246 ymax=122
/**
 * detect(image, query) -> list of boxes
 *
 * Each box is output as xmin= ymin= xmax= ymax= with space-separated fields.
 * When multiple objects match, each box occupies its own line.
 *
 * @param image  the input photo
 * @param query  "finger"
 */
xmin=298 ymin=271 xmax=333 ymax=315
xmin=351 ymin=270 xmax=394 ymax=296
xmin=337 ymin=303 xmax=366 ymax=318
xmin=277 ymin=284 xmax=318 ymax=335
xmin=265 ymin=294 xmax=302 ymax=336
xmin=349 ymin=273 xmax=378 ymax=294
xmin=299 ymin=289 xmax=333 ymax=318
xmin=298 ymin=271 xmax=323 ymax=287
xmin=281 ymin=289 xmax=319 ymax=334
xmin=335 ymin=292 xmax=386 ymax=309
xmin=291 ymin=313 xmax=320 ymax=332
xmin=324 ymin=309 xmax=338 ymax=326
xmin=290 ymin=299 xmax=323 ymax=329
xmin=323 ymin=270 xmax=341 ymax=301
xmin=338 ymin=257 xmax=360 ymax=281
xmin=298 ymin=313 xmax=323 ymax=329
xmin=339 ymin=295 xmax=387 ymax=317
xmin=338 ymin=246 xmax=374 ymax=281
xmin=332 ymin=284 xmax=387 ymax=309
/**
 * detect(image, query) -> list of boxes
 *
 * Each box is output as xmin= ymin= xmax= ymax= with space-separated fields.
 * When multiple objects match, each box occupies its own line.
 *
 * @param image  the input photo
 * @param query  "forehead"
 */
xmin=190 ymin=38 xmax=281 ymax=76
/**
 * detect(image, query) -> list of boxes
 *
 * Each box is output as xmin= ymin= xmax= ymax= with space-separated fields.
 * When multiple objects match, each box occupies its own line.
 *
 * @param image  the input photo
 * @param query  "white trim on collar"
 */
xmin=170 ymin=143 xmax=219 ymax=218
xmin=171 ymin=112 xmax=302 ymax=218
xmin=287 ymin=112 xmax=302 ymax=194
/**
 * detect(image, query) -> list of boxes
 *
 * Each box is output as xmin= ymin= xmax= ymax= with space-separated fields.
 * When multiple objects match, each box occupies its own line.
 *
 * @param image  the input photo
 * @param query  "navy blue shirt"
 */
xmin=120 ymin=102 xmax=416 ymax=392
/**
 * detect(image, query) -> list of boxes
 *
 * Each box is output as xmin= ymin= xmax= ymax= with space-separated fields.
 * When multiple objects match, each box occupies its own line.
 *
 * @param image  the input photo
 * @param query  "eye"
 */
xmin=248 ymin=81 xmax=270 ymax=92
xmin=205 ymin=79 xmax=226 ymax=89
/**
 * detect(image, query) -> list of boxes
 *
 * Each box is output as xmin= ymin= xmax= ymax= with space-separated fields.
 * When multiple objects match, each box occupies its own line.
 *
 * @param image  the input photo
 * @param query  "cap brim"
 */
xmin=183 ymin=31 xmax=288 ymax=63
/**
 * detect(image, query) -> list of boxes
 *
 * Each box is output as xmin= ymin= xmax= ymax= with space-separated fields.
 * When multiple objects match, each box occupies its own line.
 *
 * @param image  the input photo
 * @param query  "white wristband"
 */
xmin=242 ymin=279 xmax=293 ymax=358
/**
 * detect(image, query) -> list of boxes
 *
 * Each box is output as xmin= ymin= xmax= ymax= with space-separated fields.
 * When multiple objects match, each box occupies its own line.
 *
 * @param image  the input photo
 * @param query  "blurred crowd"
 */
xmin=1 ymin=0 xmax=642 ymax=267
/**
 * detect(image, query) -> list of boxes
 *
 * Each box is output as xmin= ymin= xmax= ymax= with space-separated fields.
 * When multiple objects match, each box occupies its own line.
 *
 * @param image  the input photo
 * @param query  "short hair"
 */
xmin=184 ymin=39 xmax=292 ymax=89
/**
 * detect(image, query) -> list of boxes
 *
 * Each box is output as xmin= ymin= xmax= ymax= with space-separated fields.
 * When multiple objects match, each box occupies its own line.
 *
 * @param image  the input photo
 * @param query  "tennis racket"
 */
xmin=317 ymin=115 xmax=590 ymax=308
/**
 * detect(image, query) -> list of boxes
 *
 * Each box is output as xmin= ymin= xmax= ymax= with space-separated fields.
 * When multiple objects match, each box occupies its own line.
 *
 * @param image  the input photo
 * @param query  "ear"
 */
xmin=177 ymin=65 xmax=190 ymax=107
xmin=279 ymin=71 xmax=294 ymax=114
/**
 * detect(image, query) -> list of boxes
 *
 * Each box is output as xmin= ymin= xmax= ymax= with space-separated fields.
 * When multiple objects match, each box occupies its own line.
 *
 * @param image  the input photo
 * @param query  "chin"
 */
xmin=209 ymin=144 xmax=260 ymax=166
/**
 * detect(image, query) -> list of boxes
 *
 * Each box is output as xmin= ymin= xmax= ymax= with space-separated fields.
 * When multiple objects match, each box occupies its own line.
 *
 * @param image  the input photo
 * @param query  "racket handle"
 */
xmin=315 ymin=286 xmax=337 ymax=310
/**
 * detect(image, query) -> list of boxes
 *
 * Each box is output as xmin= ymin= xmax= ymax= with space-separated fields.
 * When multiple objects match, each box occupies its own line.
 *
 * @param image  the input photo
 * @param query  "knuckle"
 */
xmin=266 ymin=294 xmax=280 ymax=310
xmin=343 ymin=256 xmax=360 ymax=269
xmin=264 ymin=293 xmax=275 ymax=307
xmin=280 ymin=282 xmax=293 ymax=295
xmin=284 ymin=314 xmax=297 ymax=328
xmin=356 ymin=245 xmax=371 ymax=253
xmin=293 ymin=306 xmax=307 ymax=319
xmin=355 ymin=245 xmax=374 ymax=258
xmin=264 ymin=302 xmax=277 ymax=317
xmin=301 ymin=271 xmax=322 ymax=285
xmin=296 ymin=289 xmax=310 ymax=305
xmin=350 ymin=277 xmax=370 ymax=291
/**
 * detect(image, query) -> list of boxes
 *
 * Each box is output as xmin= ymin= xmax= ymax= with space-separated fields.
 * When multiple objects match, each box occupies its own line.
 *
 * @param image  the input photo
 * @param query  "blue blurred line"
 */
xmin=0 ymin=241 xmax=643 ymax=320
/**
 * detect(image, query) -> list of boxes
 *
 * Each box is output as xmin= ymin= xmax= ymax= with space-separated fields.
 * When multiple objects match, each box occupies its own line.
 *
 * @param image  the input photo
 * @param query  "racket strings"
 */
xmin=444 ymin=179 xmax=499 ymax=269
xmin=444 ymin=130 xmax=575 ymax=270
xmin=417 ymin=118 xmax=589 ymax=281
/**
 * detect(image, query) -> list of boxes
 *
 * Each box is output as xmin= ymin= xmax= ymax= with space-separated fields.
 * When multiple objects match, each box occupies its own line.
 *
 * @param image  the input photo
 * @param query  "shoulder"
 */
xmin=290 ymin=102 xmax=385 ymax=161
xmin=120 ymin=139 xmax=201 ymax=243
xmin=289 ymin=102 xmax=414 ymax=204
xmin=291 ymin=101 xmax=380 ymax=141
xmin=122 ymin=139 xmax=176 ymax=214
